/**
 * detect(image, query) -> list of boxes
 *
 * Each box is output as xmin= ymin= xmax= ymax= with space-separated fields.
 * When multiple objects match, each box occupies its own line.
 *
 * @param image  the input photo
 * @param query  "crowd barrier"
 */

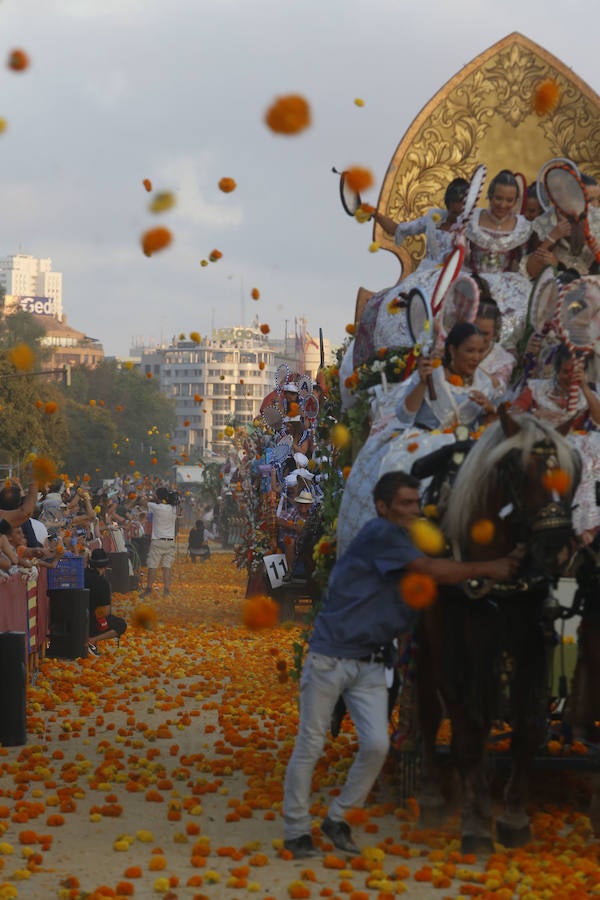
xmin=0 ymin=567 xmax=49 ymax=678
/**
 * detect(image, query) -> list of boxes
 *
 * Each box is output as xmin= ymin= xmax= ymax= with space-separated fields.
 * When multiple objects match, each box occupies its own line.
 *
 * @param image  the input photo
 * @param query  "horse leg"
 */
xmin=449 ymin=703 xmax=494 ymax=855
xmin=496 ymin=619 xmax=546 ymax=848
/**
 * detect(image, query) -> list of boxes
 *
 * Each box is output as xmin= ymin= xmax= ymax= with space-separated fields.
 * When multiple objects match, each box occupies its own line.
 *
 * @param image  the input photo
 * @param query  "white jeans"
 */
xmin=283 ymin=651 xmax=390 ymax=840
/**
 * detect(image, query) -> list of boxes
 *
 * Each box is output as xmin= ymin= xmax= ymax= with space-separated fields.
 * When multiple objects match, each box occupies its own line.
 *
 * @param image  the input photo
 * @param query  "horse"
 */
xmin=415 ymin=409 xmax=581 ymax=853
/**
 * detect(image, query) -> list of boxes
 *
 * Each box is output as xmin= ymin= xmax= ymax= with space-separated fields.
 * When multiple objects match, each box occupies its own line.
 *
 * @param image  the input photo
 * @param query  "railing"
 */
xmin=0 ymin=567 xmax=49 ymax=678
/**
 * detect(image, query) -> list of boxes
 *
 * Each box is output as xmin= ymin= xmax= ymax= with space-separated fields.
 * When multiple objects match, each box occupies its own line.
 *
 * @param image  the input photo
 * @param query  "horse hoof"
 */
xmin=461 ymin=834 xmax=494 ymax=856
xmin=496 ymin=820 xmax=532 ymax=848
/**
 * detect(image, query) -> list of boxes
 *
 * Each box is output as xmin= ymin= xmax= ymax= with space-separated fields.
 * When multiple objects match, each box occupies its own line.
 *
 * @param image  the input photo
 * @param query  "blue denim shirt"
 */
xmin=309 ymin=517 xmax=422 ymax=659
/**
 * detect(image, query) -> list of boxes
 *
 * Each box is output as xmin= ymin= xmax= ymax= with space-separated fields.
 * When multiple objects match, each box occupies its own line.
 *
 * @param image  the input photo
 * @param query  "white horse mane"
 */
xmin=443 ymin=413 xmax=580 ymax=548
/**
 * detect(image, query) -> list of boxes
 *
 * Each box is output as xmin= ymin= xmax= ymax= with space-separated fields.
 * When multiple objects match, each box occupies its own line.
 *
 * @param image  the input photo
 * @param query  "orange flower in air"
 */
xmin=242 ymin=595 xmax=279 ymax=629
xmin=190 ymin=331 xmax=201 ymax=344
xmin=8 ymin=49 xmax=29 ymax=71
xmin=399 ymin=572 xmax=438 ymax=609
xmin=9 ymin=342 xmax=34 ymax=371
xmin=218 ymin=177 xmax=237 ymax=193
xmin=251 ymin=288 xmax=260 ymax=300
xmin=146 ymin=372 xmax=153 ymax=379
xmin=533 ymin=79 xmax=561 ymax=116
xmin=344 ymin=166 xmax=374 ymax=194
xmin=209 ymin=249 xmax=223 ymax=262
xmin=194 ymin=394 xmax=203 ymax=403
xmin=141 ymin=226 xmax=173 ymax=257
xmin=44 ymin=401 xmax=58 ymax=415
xmin=345 ymin=323 xmax=356 ymax=335
xmin=132 ymin=605 xmax=157 ymax=630
xmin=260 ymin=323 xmax=270 ymax=335
xmin=542 ymin=468 xmax=571 ymax=496
xmin=31 ymin=456 xmax=57 ymax=486
xmin=470 ymin=518 xmax=495 ymax=545
xmin=264 ymin=94 xmax=311 ymax=135
xmin=142 ymin=178 xmax=152 ymax=192
xmin=183 ymin=420 xmax=190 ymax=427
xmin=35 ymin=399 xmax=43 ymax=409
xmin=258 ymin=361 xmax=265 ymax=371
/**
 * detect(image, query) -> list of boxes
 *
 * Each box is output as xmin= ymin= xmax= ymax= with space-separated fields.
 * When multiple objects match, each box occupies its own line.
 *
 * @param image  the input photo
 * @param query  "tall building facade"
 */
xmin=0 ymin=254 xmax=63 ymax=320
xmin=139 ymin=327 xmax=277 ymax=457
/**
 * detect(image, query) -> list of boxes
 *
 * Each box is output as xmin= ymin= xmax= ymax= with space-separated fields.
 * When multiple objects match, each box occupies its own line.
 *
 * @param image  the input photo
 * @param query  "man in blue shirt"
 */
xmin=283 ymin=470 xmax=520 ymax=858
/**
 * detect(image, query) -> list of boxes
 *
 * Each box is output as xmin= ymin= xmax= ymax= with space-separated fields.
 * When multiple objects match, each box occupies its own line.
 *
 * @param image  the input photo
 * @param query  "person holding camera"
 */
xmin=142 ymin=487 xmax=180 ymax=597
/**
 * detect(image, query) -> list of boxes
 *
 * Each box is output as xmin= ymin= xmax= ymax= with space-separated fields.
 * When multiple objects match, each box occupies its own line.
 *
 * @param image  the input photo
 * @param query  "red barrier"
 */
xmin=0 ymin=568 xmax=49 ymax=675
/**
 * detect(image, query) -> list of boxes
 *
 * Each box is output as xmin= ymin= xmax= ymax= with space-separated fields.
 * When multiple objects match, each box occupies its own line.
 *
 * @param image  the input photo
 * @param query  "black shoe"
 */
xmin=283 ymin=834 xmax=318 ymax=859
xmin=87 ymin=642 xmax=99 ymax=657
xmin=321 ymin=817 xmax=360 ymax=855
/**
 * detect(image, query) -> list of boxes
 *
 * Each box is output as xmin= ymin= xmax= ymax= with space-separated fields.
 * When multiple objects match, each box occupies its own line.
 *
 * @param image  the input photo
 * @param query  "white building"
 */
xmin=0 ymin=254 xmax=63 ymax=320
xmin=139 ymin=327 xmax=277 ymax=457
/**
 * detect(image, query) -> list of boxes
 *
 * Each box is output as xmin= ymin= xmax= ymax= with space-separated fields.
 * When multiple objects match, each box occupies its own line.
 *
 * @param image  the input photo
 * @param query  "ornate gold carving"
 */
xmin=375 ymin=33 xmax=600 ymax=279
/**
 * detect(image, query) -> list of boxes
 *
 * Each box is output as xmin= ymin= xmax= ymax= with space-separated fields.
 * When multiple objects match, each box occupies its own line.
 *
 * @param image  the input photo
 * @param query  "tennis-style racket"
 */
xmin=275 ymin=363 xmax=290 ymax=393
xmin=332 ymin=167 xmax=362 ymax=216
xmin=430 ymin=244 xmax=465 ymax=316
xmin=528 ymin=266 xmax=559 ymax=337
xmin=544 ymin=162 xmax=600 ymax=263
xmin=536 ymin=157 xmax=580 ymax=213
xmin=556 ymin=276 xmax=600 ymax=414
xmin=407 ymin=288 xmax=437 ymax=400
xmin=454 ymin=164 xmax=487 ymax=232
xmin=514 ymin=172 xmax=528 ymax=215
xmin=438 ymin=274 xmax=480 ymax=340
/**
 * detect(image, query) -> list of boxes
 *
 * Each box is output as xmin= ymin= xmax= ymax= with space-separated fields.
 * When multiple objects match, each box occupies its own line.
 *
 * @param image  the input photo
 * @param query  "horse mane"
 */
xmin=443 ymin=413 xmax=580 ymax=548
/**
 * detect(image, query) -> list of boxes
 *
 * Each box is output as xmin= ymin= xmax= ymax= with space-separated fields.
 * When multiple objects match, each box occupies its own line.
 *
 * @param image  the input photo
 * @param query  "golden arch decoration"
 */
xmin=374 ymin=32 xmax=600 ymax=281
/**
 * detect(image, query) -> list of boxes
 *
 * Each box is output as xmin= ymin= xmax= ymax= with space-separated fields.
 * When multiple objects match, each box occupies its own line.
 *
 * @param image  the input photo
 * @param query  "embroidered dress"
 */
xmin=465 ymin=210 xmax=532 ymax=349
xmin=524 ymin=207 xmax=600 ymax=276
xmin=336 ymin=364 xmax=500 ymax=555
xmin=478 ymin=341 xmax=516 ymax=395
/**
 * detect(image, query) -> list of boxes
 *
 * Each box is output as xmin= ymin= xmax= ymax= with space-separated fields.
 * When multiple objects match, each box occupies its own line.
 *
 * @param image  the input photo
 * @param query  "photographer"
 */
xmin=142 ymin=486 xmax=181 ymax=597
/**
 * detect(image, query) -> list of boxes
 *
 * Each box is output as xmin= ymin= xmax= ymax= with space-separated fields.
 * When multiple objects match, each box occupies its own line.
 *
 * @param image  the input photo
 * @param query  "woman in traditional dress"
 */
xmin=474 ymin=293 xmax=516 ymax=394
xmin=336 ymin=323 xmax=502 ymax=555
xmin=463 ymin=170 xmax=532 ymax=349
xmin=512 ymin=342 xmax=600 ymax=539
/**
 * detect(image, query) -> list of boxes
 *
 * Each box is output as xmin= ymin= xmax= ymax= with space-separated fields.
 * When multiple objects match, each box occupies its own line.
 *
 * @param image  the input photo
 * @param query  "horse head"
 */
xmin=445 ymin=411 xmax=580 ymax=577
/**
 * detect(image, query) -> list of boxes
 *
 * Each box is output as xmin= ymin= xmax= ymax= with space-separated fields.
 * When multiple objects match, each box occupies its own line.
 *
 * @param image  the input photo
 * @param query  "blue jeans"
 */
xmin=283 ymin=651 xmax=390 ymax=840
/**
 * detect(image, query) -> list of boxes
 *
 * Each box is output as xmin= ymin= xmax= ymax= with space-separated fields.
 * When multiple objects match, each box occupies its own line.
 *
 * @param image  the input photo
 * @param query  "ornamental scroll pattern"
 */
xmin=378 ymin=34 xmax=600 ymax=277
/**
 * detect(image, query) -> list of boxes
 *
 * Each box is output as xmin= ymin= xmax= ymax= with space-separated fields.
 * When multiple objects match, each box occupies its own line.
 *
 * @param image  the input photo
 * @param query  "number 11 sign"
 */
xmin=263 ymin=554 xmax=288 ymax=589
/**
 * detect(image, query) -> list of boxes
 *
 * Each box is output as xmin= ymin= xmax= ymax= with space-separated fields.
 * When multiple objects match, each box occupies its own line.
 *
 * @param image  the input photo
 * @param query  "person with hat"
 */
xmin=84 ymin=548 xmax=127 ymax=656
xmin=277 ymin=488 xmax=315 ymax=581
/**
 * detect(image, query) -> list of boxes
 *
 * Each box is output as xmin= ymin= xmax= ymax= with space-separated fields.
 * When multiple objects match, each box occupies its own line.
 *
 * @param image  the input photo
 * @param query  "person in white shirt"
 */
xmin=143 ymin=487 xmax=180 ymax=597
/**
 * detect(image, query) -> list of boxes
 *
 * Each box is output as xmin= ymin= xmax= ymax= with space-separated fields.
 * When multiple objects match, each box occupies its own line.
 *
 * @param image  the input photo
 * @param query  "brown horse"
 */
xmin=416 ymin=410 xmax=581 ymax=853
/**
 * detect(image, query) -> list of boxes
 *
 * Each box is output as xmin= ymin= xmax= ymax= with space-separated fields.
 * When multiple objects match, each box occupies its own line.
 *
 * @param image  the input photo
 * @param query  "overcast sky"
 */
xmin=0 ymin=0 xmax=598 ymax=358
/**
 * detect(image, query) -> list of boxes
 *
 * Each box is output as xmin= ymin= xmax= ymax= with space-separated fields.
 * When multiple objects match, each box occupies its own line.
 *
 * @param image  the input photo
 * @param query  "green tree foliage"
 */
xmin=0 ymin=311 xmax=66 ymax=472
xmin=58 ymin=359 xmax=176 ymax=478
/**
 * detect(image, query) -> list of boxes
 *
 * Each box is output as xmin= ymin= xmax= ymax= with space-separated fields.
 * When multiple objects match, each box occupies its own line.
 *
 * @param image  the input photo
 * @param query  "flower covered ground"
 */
xmin=0 ymin=553 xmax=599 ymax=900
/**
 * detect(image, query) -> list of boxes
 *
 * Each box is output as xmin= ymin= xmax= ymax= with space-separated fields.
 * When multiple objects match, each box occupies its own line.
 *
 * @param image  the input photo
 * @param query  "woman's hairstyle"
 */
xmin=526 ymin=182 xmax=538 ymax=198
xmin=444 ymin=177 xmax=469 ymax=208
xmin=476 ymin=297 xmax=502 ymax=340
xmin=487 ymin=169 xmax=518 ymax=199
xmin=553 ymin=342 xmax=572 ymax=375
xmin=442 ymin=322 xmax=481 ymax=367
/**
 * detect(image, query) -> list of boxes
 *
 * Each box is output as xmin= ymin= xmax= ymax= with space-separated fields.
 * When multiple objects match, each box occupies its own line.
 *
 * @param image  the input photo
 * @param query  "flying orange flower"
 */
xmin=344 ymin=166 xmax=374 ymax=194
xmin=242 ymin=595 xmax=279 ymax=629
xmin=258 ymin=361 xmax=265 ymax=371
xmin=89 ymin=399 xmax=96 ymax=407
xmin=533 ymin=79 xmax=561 ymax=116
xmin=190 ymin=332 xmax=201 ymax=344
xmin=8 ymin=49 xmax=29 ymax=72
xmin=30 ymin=456 xmax=57 ymax=487
xmin=218 ymin=177 xmax=237 ymax=193
xmin=345 ymin=323 xmax=356 ymax=335
xmin=542 ymin=468 xmax=571 ymax=496
xmin=259 ymin=323 xmax=270 ymax=335
xmin=44 ymin=401 xmax=58 ymax=415
xmin=193 ymin=394 xmax=203 ymax=403
xmin=251 ymin=288 xmax=260 ymax=300
xmin=399 ymin=572 xmax=438 ymax=609
xmin=141 ymin=226 xmax=173 ymax=257
xmin=35 ymin=399 xmax=43 ymax=409
xmin=209 ymin=249 xmax=223 ymax=262
xmin=149 ymin=191 xmax=176 ymax=213
xmin=9 ymin=342 xmax=34 ymax=372
xmin=142 ymin=178 xmax=152 ymax=192
xmin=132 ymin=605 xmax=157 ymax=630
xmin=146 ymin=372 xmax=153 ymax=379
xmin=183 ymin=420 xmax=190 ymax=427
xmin=470 ymin=519 xmax=495 ymax=545
xmin=264 ymin=94 xmax=311 ymax=135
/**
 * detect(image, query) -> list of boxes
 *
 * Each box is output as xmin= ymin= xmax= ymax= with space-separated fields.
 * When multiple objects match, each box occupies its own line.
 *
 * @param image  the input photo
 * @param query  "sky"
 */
xmin=0 ymin=0 xmax=598 ymax=358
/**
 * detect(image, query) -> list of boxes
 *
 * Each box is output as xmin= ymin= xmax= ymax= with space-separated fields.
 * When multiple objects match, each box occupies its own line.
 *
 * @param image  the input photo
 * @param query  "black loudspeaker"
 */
xmin=0 ymin=632 xmax=27 ymax=746
xmin=108 ymin=552 xmax=130 ymax=594
xmin=47 ymin=589 xmax=89 ymax=659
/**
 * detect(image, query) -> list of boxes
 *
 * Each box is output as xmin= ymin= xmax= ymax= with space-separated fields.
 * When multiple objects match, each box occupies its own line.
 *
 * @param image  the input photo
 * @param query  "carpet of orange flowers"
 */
xmin=0 ymin=553 xmax=598 ymax=900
